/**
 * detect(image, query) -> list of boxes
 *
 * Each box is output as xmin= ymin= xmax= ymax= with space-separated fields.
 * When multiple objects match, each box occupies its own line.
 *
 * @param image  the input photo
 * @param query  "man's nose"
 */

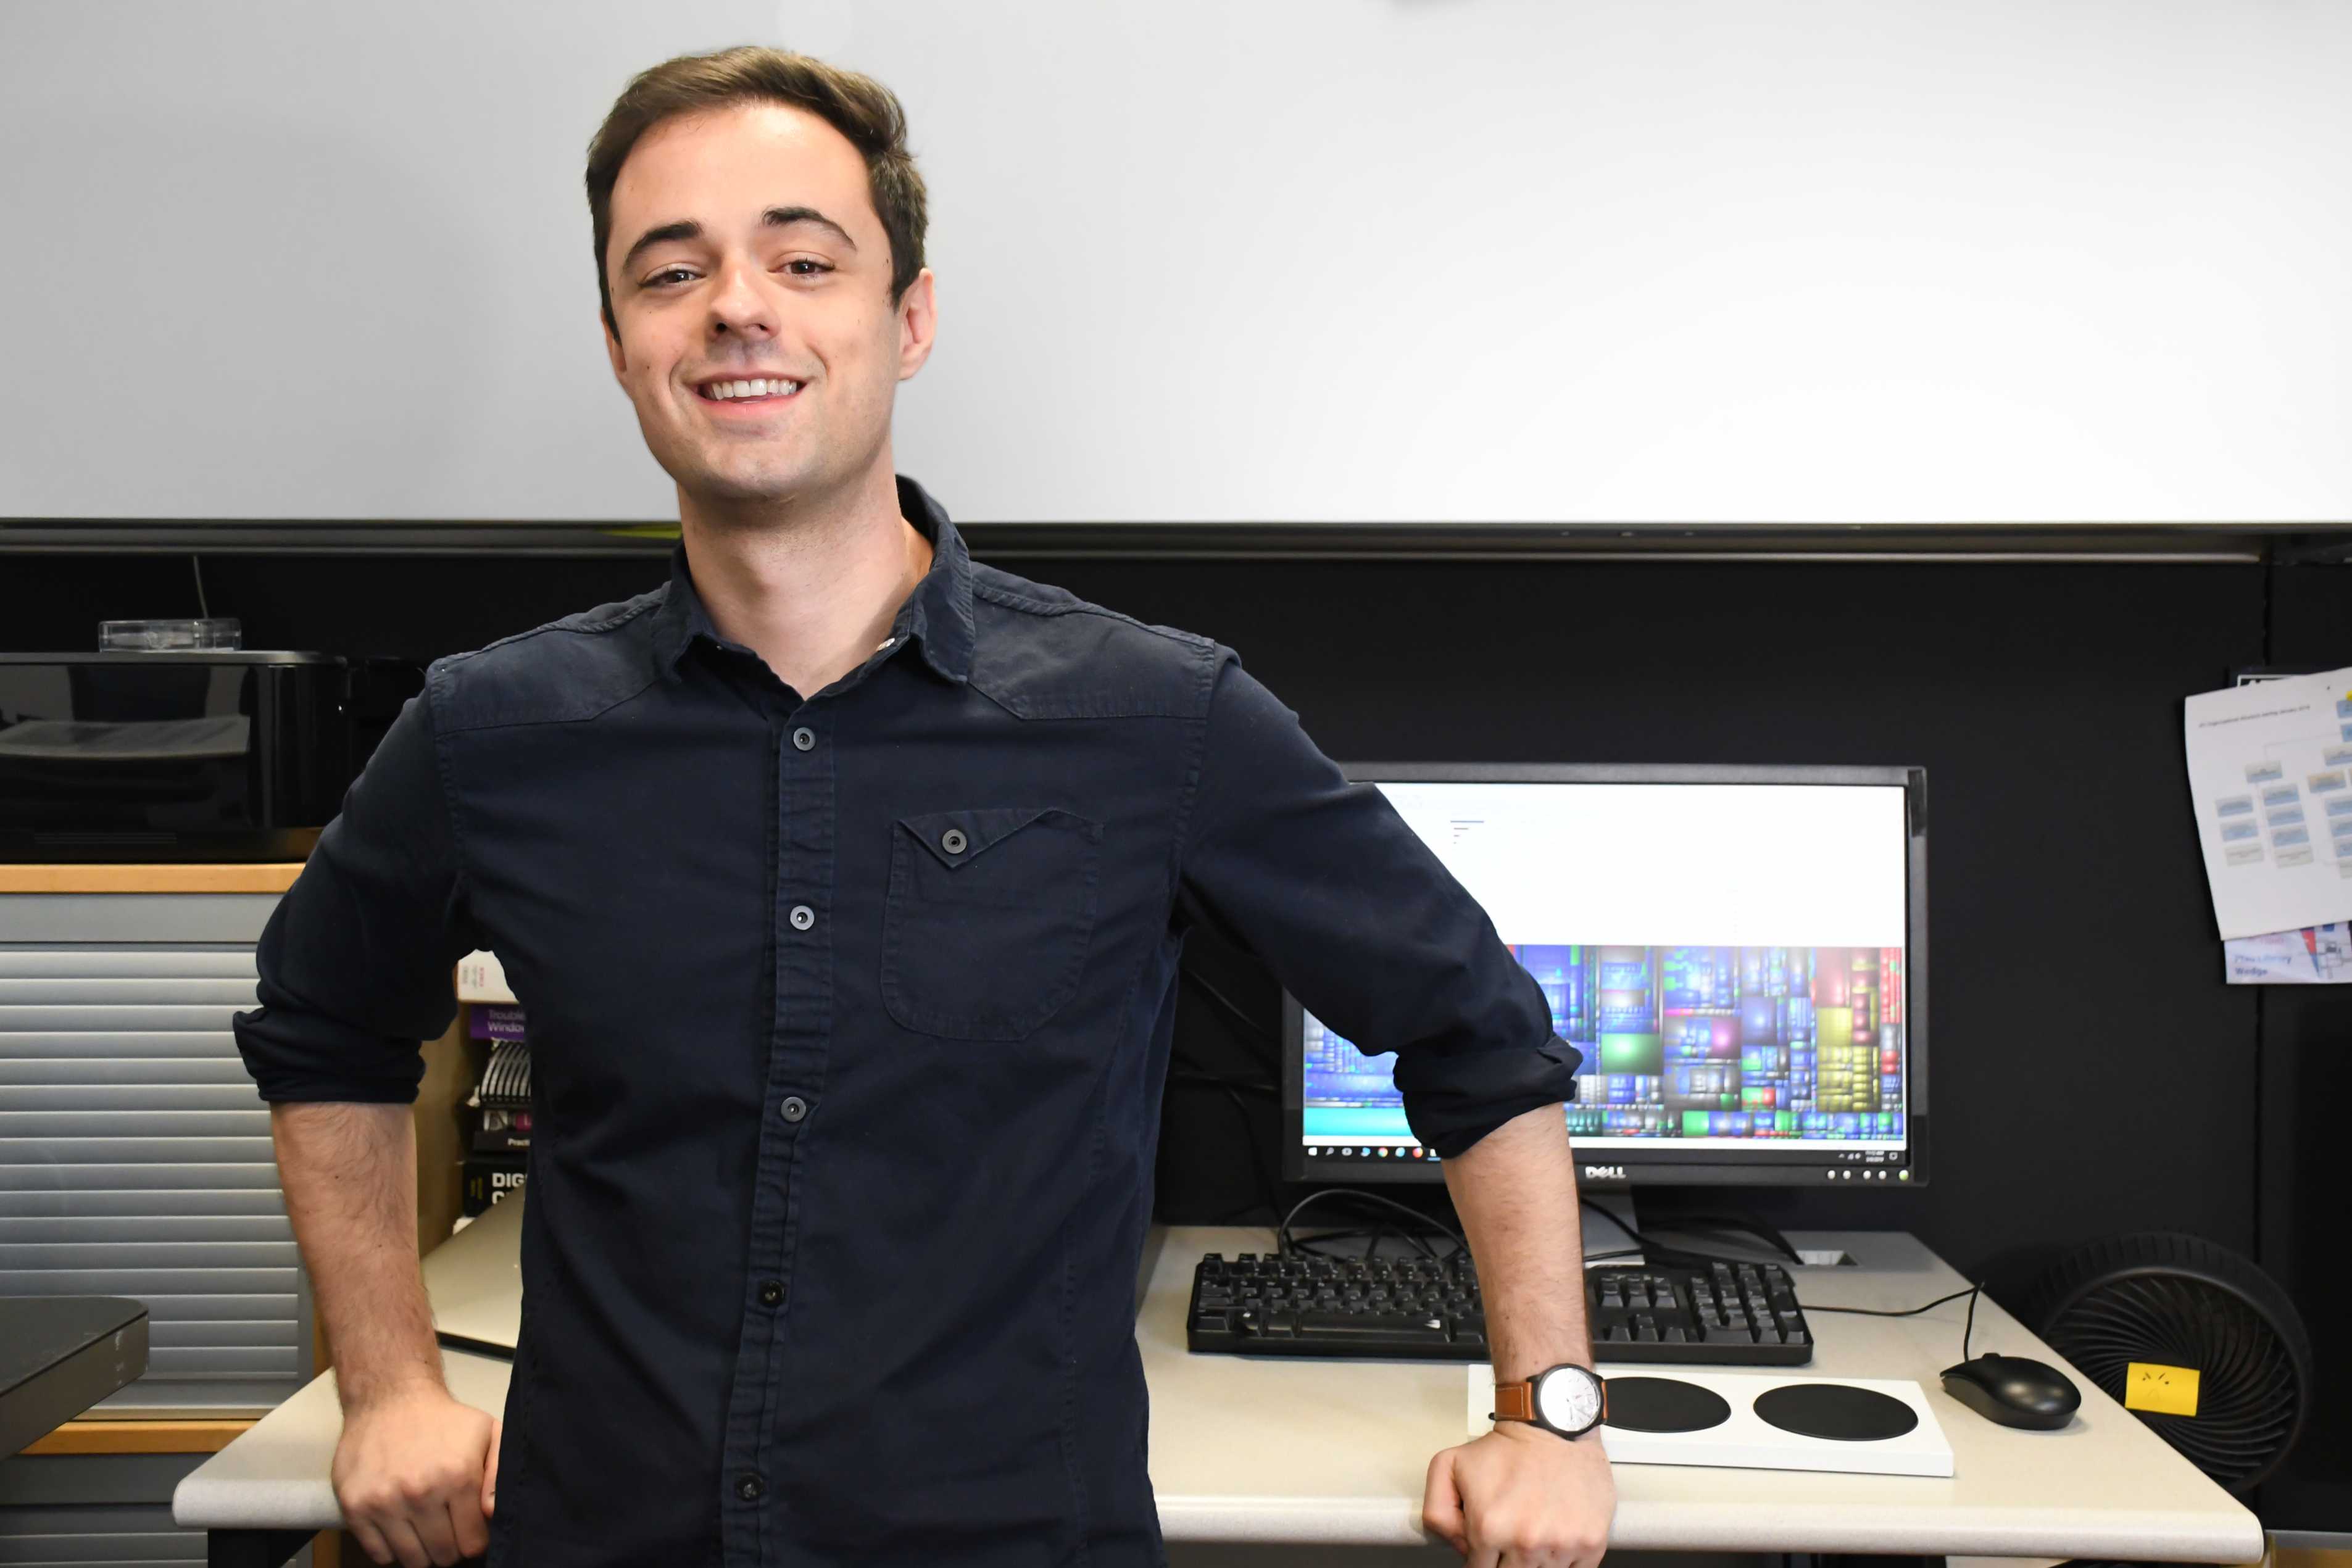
xmin=706 ymin=257 xmax=776 ymax=339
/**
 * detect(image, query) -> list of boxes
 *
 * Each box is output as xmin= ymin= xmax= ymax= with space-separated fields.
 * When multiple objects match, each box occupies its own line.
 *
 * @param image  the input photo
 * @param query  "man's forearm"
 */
xmin=273 ymin=1101 xmax=443 ymax=1408
xmin=1440 ymin=1101 xmax=1590 ymax=1379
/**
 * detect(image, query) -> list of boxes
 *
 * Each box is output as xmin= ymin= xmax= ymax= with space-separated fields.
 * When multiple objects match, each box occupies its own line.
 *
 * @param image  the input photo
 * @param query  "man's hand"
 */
xmin=1423 ymin=1421 xmax=1614 ymax=1568
xmin=332 ymin=1382 xmax=500 ymax=1567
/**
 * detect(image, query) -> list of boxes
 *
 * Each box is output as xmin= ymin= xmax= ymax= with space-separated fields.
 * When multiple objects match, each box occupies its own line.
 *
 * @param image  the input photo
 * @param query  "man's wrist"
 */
xmin=339 ymin=1364 xmax=449 ymax=1414
xmin=1494 ymin=1414 xmax=1603 ymax=1445
xmin=1495 ymin=1353 xmax=1595 ymax=1383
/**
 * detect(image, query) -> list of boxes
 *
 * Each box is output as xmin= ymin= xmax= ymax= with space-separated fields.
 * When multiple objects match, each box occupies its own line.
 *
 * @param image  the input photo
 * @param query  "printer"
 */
xmin=0 ymin=650 xmax=410 ymax=862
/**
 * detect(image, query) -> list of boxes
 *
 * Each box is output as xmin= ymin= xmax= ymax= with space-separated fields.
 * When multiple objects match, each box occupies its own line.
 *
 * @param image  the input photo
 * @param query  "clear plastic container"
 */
xmin=98 ymin=618 xmax=244 ymax=652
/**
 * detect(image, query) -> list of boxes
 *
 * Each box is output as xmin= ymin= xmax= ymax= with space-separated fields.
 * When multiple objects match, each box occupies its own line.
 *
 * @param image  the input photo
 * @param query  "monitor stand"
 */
xmin=1579 ymin=1190 xmax=1651 ymax=1266
xmin=1576 ymin=1191 xmax=1853 ymax=1270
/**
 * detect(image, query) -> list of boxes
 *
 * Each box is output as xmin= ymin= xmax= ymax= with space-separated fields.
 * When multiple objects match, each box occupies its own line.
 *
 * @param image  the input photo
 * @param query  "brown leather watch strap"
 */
xmin=1490 ymin=1380 xmax=1535 ymax=1422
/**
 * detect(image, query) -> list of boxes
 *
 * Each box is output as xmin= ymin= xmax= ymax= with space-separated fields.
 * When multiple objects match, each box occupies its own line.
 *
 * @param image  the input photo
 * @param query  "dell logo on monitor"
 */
xmin=1582 ymin=1164 xmax=1627 ymax=1182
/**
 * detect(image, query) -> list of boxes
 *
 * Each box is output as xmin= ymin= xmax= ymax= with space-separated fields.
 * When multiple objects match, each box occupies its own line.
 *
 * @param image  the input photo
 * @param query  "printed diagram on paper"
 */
xmin=2225 ymin=923 xmax=2351 ymax=985
xmin=2184 ymin=665 xmax=2352 ymax=940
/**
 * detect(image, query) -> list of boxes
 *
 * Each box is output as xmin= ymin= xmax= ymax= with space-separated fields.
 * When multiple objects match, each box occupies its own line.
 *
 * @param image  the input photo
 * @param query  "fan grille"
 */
xmin=2025 ymin=1232 xmax=2312 ymax=1493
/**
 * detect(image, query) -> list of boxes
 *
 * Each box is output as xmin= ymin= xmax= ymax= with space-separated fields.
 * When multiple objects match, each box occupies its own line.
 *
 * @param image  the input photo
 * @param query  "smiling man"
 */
xmin=235 ymin=46 xmax=1610 ymax=1568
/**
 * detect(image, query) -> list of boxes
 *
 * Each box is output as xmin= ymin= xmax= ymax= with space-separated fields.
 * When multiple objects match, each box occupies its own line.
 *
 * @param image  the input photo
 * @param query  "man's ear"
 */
xmin=603 ymin=310 xmax=628 ymax=383
xmin=896 ymin=268 xmax=937 ymax=382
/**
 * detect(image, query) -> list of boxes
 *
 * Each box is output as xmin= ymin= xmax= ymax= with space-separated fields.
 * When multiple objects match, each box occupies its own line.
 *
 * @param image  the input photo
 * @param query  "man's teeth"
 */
xmin=702 ymin=378 xmax=802 ymax=400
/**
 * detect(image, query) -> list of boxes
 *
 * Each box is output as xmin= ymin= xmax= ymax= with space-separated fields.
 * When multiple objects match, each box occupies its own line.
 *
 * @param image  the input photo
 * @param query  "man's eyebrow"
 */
xmin=763 ymin=206 xmax=857 ymax=250
xmin=618 ymin=220 xmax=703 ymax=277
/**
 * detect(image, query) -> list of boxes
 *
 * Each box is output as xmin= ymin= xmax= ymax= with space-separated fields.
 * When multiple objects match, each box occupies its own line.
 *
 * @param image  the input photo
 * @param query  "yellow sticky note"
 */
xmin=2124 ymin=1361 xmax=2201 ymax=1417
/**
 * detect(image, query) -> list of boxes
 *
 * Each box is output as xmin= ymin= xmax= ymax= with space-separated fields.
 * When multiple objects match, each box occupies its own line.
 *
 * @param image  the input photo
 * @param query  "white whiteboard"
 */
xmin=2 ymin=0 xmax=2346 ymax=524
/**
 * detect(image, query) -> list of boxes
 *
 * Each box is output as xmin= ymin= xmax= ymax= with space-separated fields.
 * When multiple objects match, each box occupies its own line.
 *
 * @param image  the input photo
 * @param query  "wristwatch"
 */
xmin=1491 ymin=1362 xmax=1607 ymax=1440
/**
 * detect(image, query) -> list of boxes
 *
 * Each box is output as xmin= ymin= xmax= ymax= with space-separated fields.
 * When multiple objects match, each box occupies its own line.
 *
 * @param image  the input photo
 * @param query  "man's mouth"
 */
xmin=695 ymin=376 xmax=805 ymax=403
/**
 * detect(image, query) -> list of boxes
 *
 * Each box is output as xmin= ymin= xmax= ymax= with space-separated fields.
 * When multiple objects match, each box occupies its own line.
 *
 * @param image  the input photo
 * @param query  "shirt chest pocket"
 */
xmin=881 ymin=806 xmax=1105 ymax=1040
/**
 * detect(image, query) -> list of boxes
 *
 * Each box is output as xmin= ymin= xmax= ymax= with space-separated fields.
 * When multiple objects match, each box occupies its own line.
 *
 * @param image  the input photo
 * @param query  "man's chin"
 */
xmin=663 ymin=455 xmax=827 ymax=512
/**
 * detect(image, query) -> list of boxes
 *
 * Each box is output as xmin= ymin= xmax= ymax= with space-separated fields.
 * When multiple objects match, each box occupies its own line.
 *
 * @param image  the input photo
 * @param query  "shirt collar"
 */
xmin=649 ymin=475 xmax=974 ymax=687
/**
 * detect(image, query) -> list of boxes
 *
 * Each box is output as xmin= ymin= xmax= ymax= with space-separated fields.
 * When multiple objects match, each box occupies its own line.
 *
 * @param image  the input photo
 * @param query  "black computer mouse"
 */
xmin=1939 ymin=1352 xmax=2082 ymax=1430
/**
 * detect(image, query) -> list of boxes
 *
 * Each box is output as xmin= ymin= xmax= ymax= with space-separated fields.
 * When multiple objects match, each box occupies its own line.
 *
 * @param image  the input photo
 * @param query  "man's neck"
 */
xmin=676 ymin=463 xmax=936 ymax=702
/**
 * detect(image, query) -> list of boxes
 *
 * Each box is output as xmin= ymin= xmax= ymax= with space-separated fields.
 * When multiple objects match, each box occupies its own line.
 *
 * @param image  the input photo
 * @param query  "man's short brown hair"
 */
xmin=586 ymin=46 xmax=928 ymax=333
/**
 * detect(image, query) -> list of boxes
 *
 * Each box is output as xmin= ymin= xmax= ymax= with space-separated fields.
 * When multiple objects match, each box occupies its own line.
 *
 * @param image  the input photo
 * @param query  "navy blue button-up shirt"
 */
xmin=234 ymin=476 xmax=1581 ymax=1568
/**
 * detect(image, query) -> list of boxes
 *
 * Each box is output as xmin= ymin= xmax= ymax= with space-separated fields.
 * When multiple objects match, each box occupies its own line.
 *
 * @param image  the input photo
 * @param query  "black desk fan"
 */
xmin=2019 ymin=1230 xmax=2312 ymax=1495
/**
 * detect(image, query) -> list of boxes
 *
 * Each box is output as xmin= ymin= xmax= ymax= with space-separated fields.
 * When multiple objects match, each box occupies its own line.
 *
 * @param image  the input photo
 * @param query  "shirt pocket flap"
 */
xmin=896 ymin=806 xmax=1100 ymax=870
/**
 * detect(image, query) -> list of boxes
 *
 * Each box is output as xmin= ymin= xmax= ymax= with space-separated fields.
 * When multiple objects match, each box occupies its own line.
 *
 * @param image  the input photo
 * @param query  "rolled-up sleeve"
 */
xmin=1173 ymin=649 xmax=1581 ymax=1158
xmin=232 ymin=674 xmax=478 ymax=1104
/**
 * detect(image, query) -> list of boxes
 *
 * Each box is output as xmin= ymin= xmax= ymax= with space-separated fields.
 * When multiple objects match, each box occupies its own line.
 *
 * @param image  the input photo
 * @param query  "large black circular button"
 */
xmin=736 ymin=1474 xmax=764 ymax=1501
xmin=758 ymin=1280 xmax=784 ymax=1306
xmin=1602 ymin=1376 xmax=1734 ymax=1433
xmin=1753 ymin=1381 xmax=1919 ymax=1441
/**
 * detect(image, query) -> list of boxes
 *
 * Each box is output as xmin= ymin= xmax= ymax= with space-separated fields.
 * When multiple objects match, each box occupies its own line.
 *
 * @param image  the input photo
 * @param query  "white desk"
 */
xmin=1144 ymin=1228 xmax=2259 ymax=1560
xmin=177 ymin=1225 xmax=2264 ymax=1564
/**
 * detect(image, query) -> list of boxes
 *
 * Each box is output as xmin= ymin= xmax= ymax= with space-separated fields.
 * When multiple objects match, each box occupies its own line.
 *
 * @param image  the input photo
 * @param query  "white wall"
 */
xmin=2 ymin=0 xmax=2345 ymax=524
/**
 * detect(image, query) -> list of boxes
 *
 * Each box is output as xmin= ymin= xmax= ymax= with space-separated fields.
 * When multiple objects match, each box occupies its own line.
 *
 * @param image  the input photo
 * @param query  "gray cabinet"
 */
xmin=0 ymin=894 xmax=314 ymax=1418
xmin=0 ymin=1453 xmax=312 ymax=1567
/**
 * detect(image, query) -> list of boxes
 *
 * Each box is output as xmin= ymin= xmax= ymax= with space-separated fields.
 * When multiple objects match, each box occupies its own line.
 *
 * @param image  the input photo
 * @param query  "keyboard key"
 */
xmin=1294 ymin=1313 xmax=1452 ymax=1346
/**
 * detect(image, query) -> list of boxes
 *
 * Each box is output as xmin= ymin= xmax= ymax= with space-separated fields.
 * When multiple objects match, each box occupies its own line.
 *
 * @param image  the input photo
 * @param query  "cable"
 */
xmin=1284 ymin=1224 xmax=1441 ymax=1263
xmin=1806 ymin=1279 xmax=1976 ymax=1316
xmin=1278 ymin=1187 xmax=1465 ymax=1261
xmin=1163 ymin=1072 xmax=1282 ymax=1225
xmin=1800 ymin=1279 xmax=1989 ymax=1360
xmin=1291 ymin=1226 xmax=1398 ymax=1261
xmin=1167 ymin=1061 xmax=1276 ymax=1097
xmin=1637 ymin=1208 xmax=1804 ymax=1266
xmin=1576 ymin=1199 xmax=1770 ymax=1272
xmin=191 ymin=555 xmax=212 ymax=619
xmin=1178 ymin=966 xmax=1279 ymax=1052
xmin=1797 ymin=1284 xmax=1978 ymax=1319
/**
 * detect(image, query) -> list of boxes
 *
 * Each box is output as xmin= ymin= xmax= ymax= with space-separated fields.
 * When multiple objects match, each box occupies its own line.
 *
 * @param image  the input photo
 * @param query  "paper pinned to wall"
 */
xmin=2184 ymin=663 xmax=2352 ymax=940
xmin=2225 ymin=923 xmax=2351 ymax=984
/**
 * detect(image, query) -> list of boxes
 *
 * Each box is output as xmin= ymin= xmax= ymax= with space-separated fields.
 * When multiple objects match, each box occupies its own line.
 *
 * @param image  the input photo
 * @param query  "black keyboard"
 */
xmin=1186 ymin=1250 xmax=1814 ymax=1366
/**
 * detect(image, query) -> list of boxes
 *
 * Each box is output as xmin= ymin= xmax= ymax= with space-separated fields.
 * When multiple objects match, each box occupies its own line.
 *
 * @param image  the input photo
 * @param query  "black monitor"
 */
xmin=1282 ymin=764 xmax=1929 ymax=1197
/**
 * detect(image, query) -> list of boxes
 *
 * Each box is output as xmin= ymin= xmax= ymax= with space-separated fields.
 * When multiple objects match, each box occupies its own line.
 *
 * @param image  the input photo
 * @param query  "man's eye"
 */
xmin=645 ymin=267 xmax=697 ymax=287
xmin=781 ymin=259 xmax=833 ymax=277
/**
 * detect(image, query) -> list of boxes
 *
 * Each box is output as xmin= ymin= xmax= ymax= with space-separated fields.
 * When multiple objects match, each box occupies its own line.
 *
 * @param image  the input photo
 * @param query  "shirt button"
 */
xmin=758 ymin=1279 xmax=784 ymax=1306
xmin=789 ymin=905 xmax=815 ymax=931
xmin=941 ymin=828 xmax=967 ymax=855
xmin=736 ymin=1474 xmax=764 ymax=1502
xmin=780 ymin=1096 xmax=808 ymax=1123
xmin=791 ymin=726 xmax=815 ymax=751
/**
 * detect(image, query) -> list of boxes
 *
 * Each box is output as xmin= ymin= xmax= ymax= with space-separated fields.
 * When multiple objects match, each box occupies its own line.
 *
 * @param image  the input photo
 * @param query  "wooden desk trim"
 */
xmin=23 ymin=1418 xmax=254 ymax=1455
xmin=0 ymin=864 xmax=302 ymax=894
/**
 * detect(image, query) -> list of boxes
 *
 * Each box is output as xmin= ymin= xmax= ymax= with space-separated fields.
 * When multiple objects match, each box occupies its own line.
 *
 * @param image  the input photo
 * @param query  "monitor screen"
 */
xmin=1285 ymin=765 xmax=1927 ymax=1188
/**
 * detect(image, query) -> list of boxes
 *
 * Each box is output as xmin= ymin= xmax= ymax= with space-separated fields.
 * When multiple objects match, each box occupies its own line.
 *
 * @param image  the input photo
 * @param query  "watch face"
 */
xmin=1535 ymin=1367 xmax=1602 ymax=1432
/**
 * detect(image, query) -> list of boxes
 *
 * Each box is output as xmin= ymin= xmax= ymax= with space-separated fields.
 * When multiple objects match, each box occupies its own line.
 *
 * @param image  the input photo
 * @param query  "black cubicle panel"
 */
xmin=1084 ymin=554 xmax=2257 ymax=1235
xmin=2 ymin=545 xmax=2344 ymax=1528
xmin=2252 ymin=562 xmax=2352 ymax=1530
